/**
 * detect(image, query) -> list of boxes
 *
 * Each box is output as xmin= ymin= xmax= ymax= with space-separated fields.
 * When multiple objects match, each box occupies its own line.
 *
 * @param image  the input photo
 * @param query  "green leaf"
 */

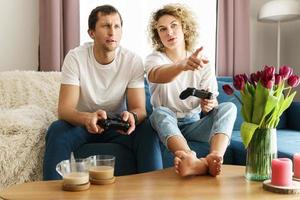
xmin=241 ymin=86 xmax=253 ymax=122
xmin=274 ymin=81 xmax=284 ymax=97
xmin=277 ymin=91 xmax=296 ymax=117
xmin=240 ymin=122 xmax=259 ymax=148
xmin=271 ymin=93 xmax=284 ymax=127
xmin=247 ymin=83 xmax=256 ymax=97
xmin=259 ymin=93 xmax=278 ymax=128
xmin=251 ymin=82 xmax=269 ymax=124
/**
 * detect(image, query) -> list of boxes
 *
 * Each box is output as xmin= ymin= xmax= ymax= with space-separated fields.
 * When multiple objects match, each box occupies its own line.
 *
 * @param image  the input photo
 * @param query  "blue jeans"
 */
xmin=43 ymin=119 xmax=163 ymax=180
xmin=150 ymin=102 xmax=237 ymax=148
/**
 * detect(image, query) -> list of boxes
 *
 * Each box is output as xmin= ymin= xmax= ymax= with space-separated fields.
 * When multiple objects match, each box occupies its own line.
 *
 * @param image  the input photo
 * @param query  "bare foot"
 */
xmin=174 ymin=156 xmax=181 ymax=174
xmin=205 ymin=152 xmax=223 ymax=177
xmin=174 ymin=150 xmax=208 ymax=176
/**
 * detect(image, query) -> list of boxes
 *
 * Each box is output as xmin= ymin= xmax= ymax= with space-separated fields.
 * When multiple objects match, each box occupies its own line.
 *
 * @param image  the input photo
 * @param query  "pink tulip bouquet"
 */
xmin=222 ymin=65 xmax=300 ymax=148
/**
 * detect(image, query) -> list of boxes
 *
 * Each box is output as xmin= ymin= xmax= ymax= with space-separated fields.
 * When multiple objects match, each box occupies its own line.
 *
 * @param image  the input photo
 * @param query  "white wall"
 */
xmin=251 ymin=0 xmax=300 ymax=100
xmin=0 ymin=0 xmax=39 ymax=71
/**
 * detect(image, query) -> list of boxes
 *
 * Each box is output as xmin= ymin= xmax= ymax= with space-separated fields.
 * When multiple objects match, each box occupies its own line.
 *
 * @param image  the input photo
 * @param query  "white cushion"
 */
xmin=0 ymin=100 xmax=56 ymax=188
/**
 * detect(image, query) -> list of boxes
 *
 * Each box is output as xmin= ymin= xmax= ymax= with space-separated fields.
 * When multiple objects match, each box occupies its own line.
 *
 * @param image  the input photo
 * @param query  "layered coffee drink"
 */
xmin=63 ymin=172 xmax=89 ymax=185
xmin=89 ymin=166 xmax=114 ymax=180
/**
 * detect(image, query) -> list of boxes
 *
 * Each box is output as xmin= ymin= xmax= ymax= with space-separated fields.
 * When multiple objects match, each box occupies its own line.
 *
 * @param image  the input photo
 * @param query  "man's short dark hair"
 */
xmin=88 ymin=5 xmax=123 ymax=30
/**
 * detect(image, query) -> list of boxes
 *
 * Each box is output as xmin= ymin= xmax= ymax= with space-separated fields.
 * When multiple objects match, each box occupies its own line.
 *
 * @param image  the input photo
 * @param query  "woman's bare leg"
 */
xmin=205 ymin=133 xmax=229 ymax=176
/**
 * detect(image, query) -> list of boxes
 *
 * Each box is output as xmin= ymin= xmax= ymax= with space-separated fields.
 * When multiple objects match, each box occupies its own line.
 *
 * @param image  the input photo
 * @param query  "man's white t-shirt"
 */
xmin=145 ymin=51 xmax=218 ymax=118
xmin=61 ymin=42 xmax=144 ymax=114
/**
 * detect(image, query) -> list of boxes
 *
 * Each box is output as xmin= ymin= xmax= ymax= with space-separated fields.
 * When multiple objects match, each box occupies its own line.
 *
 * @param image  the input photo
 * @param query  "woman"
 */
xmin=145 ymin=4 xmax=237 ymax=177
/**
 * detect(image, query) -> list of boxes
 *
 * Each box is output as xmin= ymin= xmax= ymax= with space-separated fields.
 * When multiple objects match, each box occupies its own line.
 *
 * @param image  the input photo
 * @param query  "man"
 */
xmin=43 ymin=5 xmax=163 ymax=180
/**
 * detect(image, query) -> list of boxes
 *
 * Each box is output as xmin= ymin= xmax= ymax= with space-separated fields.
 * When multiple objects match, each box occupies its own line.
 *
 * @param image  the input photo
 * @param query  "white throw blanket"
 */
xmin=0 ymin=71 xmax=60 ymax=190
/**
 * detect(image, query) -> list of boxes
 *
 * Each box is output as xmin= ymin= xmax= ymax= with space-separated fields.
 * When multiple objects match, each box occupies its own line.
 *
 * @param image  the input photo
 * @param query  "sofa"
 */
xmin=0 ymin=71 xmax=299 ymax=189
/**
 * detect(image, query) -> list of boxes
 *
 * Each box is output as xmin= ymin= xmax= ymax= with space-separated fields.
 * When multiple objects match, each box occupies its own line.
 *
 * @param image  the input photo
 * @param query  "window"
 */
xmin=80 ymin=0 xmax=217 ymax=67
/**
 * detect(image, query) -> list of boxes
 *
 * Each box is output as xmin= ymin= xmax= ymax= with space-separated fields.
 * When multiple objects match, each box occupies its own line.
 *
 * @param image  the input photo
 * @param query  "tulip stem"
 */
xmin=286 ymin=87 xmax=291 ymax=97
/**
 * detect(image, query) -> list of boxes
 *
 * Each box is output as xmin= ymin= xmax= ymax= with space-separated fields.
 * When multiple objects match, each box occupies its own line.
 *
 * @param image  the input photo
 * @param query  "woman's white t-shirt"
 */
xmin=61 ymin=42 xmax=144 ymax=113
xmin=145 ymin=51 xmax=218 ymax=118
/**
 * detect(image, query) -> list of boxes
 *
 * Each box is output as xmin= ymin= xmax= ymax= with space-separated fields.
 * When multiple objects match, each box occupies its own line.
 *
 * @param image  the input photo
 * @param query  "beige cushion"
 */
xmin=0 ymin=71 xmax=61 ymax=190
xmin=0 ymin=105 xmax=56 ymax=189
xmin=0 ymin=71 xmax=61 ymax=117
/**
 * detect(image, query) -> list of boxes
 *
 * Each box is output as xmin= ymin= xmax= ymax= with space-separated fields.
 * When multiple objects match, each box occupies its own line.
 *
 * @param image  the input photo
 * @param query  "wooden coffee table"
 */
xmin=0 ymin=165 xmax=299 ymax=200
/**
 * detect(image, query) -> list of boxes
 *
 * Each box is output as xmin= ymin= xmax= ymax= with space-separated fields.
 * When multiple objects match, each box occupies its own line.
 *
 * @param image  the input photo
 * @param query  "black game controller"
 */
xmin=179 ymin=88 xmax=213 ymax=100
xmin=97 ymin=118 xmax=130 ymax=132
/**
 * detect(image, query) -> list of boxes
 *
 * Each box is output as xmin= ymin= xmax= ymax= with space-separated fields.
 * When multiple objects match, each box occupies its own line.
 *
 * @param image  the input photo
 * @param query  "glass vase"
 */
xmin=245 ymin=128 xmax=277 ymax=181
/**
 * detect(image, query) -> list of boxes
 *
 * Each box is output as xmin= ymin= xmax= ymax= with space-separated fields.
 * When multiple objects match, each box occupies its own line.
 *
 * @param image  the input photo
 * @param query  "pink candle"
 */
xmin=294 ymin=153 xmax=300 ymax=179
xmin=271 ymin=158 xmax=293 ymax=186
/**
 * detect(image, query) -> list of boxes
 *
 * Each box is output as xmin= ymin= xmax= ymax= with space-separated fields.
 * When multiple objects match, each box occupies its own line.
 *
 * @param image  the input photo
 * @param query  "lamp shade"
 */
xmin=258 ymin=0 xmax=300 ymax=22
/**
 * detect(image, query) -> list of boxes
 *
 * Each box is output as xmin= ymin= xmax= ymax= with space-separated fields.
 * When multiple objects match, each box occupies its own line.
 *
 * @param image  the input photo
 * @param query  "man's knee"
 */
xmin=48 ymin=120 xmax=71 ymax=132
xmin=46 ymin=119 xmax=90 ymax=145
xmin=46 ymin=120 xmax=73 ymax=144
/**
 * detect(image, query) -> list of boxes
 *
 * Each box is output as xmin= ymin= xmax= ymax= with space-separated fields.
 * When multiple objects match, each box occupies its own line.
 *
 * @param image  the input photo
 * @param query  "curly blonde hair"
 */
xmin=148 ymin=3 xmax=198 ymax=52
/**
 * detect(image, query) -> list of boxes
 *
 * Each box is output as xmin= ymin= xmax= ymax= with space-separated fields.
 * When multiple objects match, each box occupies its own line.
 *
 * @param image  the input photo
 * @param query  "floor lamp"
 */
xmin=258 ymin=0 xmax=300 ymax=72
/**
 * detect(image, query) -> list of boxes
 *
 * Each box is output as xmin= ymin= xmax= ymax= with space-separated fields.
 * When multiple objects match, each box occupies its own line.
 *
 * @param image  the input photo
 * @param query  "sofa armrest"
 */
xmin=287 ymin=101 xmax=300 ymax=131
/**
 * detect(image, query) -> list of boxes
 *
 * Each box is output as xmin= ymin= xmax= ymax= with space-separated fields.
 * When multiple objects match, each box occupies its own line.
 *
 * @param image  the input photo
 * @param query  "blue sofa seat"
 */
xmin=75 ymin=77 xmax=300 ymax=175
